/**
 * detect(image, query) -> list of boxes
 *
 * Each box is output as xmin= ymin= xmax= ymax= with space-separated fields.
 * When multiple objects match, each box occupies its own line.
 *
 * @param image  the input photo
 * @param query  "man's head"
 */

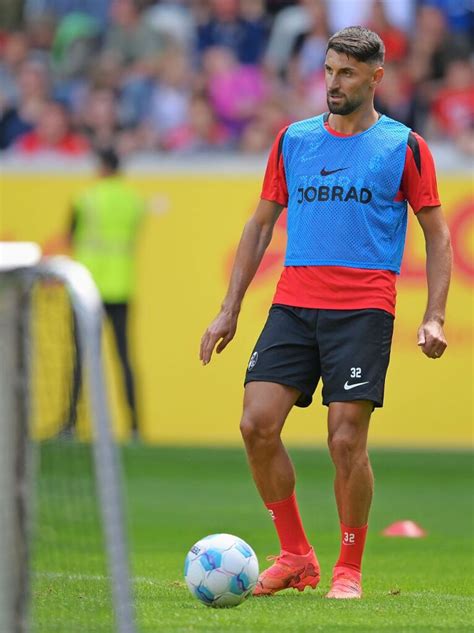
xmin=110 ymin=0 xmax=140 ymax=27
xmin=36 ymin=101 xmax=70 ymax=145
xmin=325 ymin=26 xmax=385 ymax=116
xmin=97 ymin=147 xmax=120 ymax=176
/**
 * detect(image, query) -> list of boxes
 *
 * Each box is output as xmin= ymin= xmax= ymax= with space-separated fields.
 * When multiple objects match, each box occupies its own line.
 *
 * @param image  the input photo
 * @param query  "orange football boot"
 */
xmin=326 ymin=566 xmax=362 ymax=599
xmin=253 ymin=548 xmax=320 ymax=596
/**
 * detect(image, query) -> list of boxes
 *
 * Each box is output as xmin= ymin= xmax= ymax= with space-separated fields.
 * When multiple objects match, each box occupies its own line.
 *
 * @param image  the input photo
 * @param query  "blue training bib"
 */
xmin=283 ymin=114 xmax=410 ymax=273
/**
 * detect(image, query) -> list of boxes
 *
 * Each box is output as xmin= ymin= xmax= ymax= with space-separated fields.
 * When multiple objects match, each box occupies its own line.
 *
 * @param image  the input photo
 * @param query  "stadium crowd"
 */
xmin=0 ymin=0 xmax=472 ymax=157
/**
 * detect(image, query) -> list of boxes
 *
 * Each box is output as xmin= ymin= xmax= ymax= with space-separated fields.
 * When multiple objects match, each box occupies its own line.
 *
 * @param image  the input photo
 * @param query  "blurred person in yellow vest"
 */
xmin=68 ymin=147 xmax=145 ymax=438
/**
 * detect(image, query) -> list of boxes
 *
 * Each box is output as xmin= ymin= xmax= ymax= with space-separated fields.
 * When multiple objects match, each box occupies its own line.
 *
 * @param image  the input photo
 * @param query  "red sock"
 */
xmin=265 ymin=492 xmax=312 ymax=555
xmin=335 ymin=523 xmax=368 ymax=573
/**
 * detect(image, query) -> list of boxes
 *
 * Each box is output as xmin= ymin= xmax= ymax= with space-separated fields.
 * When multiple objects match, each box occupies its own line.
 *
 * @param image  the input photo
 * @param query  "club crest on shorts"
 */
xmin=248 ymin=351 xmax=258 ymax=371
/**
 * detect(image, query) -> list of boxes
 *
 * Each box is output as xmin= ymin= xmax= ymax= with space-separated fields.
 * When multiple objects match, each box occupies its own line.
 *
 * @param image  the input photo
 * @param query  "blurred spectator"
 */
xmin=239 ymin=117 xmax=273 ymax=153
xmin=78 ymin=87 xmax=123 ymax=150
xmin=420 ymin=0 xmax=474 ymax=36
xmin=0 ymin=58 xmax=49 ymax=149
xmin=145 ymin=1 xmax=196 ymax=52
xmin=85 ymin=53 xmax=151 ymax=139
xmin=88 ymin=54 xmax=123 ymax=92
xmin=197 ymin=0 xmax=269 ymax=66
xmin=49 ymin=12 xmax=102 ymax=111
xmin=239 ymin=94 xmax=290 ymax=152
xmin=51 ymin=12 xmax=101 ymax=81
xmin=276 ymin=1 xmax=329 ymax=121
xmin=285 ymin=62 xmax=326 ymax=121
xmin=257 ymin=94 xmax=291 ymax=138
xmin=241 ymin=0 xmax=268 ymax=22
xmin=162 ymin=94 xmax=231 ymax=153
xmin=13 ymin=99 xmax=89 ymax=155
xmin=100 ymin=0 xmax=173 ymax=130
xmin=25 ymin=13 xmax=56 ymax=60
xmin=409 ymin=5 xmax=470 ymax=84
xmin=203 ymin=46 xmax=269 ymax=136
xmin=290 ymin=0 xmax=330 ymax=80
xmin=375 ymin=62 xmax=416 ymax=128
xmin=263 ymin=2 xmax=308 ymax=76
xmin=0 ymin=31 xmax=29 ymax=107
xmin=327 ymin=0 xmax=415 ymax=33
xmin=144 ymin=47 xmax=192 ymax=149
xmin=429 ymin=58 xmax=474 ymax=149
xmin=118 ymin=72 xmax=154 ymax=129
xmin=103 ymin=0 xmax=169 ymax=71
xmin=407 ymin=4 xmax=471 ymax=134
xmin=368 ymin=0 xmax=408 ymax=63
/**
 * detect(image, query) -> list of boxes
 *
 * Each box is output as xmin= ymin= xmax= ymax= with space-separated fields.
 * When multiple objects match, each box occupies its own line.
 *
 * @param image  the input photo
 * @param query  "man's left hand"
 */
xmin=417 ymin=320 xmax=447 ymax=359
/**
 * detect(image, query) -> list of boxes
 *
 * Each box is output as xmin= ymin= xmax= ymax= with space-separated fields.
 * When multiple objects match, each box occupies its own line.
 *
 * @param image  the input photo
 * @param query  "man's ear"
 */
xmin=372 ymin=66 xmax=384 ymax=88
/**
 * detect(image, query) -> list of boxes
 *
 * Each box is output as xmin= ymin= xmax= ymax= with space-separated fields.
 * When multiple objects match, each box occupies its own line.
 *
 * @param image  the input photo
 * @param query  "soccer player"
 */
xmin=200 ymin=27 xmax=451 ymax=599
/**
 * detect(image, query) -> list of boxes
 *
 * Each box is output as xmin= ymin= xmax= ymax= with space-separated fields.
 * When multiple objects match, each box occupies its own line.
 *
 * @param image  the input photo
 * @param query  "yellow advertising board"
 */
xmin=0 ymin=172 xmax=472 ymax=447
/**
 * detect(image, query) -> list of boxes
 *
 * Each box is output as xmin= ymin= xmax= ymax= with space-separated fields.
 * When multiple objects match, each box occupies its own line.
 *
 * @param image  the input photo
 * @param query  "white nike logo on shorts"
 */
xmin=344 ymin=380 xmax=370 ymax=390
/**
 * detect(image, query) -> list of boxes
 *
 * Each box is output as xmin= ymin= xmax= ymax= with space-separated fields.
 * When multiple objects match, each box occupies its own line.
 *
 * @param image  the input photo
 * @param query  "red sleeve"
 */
xmin=400 ymin=132 xmax=441 ymax=213
xmin=261 ymin=126 xmax=289 ymax=206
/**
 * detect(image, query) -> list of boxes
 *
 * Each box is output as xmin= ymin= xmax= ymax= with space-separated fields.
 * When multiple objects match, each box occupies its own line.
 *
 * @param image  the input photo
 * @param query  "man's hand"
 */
xmin=199 ymin=200 xmax=283 ymax=366
xmin=200 ymin=309 xmax=238 ymax=365
xmin=416 ymin=207 xmax=451 ymax=361
xmin=417 ymin=320 xmax=447 ymax=359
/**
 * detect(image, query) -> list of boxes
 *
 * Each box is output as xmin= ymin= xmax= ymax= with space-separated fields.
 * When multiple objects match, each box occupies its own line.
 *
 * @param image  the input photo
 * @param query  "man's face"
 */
xmin=325 ymin=49 xmax=382 ymax=115
xmin=37 ymin=104 xmax=68 ymax=144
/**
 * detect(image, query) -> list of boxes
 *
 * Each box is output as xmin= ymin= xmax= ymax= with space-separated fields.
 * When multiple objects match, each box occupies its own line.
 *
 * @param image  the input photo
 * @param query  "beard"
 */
xmin=327 ymin=92 xmax=363 ymax=115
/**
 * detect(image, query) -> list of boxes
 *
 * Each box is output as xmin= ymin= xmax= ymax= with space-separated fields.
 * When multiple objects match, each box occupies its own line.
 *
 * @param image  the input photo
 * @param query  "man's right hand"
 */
xmin=200 ymin=309 xmax=238 ymax=365
xmin=199 ymin=200 xmax=283 ymax=366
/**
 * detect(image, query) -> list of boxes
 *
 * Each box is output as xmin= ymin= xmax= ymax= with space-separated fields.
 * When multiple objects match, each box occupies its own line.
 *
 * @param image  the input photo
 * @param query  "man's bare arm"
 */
xmin=200 ymin=199 xmax=284 ymax=365
xmin=416 ymin=205 xmax=452 ymax=359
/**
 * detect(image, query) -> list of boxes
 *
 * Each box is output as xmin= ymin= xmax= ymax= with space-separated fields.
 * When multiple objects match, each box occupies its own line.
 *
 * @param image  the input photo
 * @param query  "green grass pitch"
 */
xmin=32 ymin=444 xmax=473 ymax=632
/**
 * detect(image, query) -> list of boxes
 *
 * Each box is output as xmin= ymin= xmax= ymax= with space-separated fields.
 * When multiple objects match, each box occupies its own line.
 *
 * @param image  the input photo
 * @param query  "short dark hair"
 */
xmin=327 ymin=26 xmax=385 ymax=65
xmin=97 ymin=147 xmax=120 ymax=172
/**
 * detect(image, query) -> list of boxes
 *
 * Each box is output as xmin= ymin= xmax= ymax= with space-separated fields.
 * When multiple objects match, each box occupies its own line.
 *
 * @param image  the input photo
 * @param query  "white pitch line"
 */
xmin=35 ymin=572 xmax=158 ymax=584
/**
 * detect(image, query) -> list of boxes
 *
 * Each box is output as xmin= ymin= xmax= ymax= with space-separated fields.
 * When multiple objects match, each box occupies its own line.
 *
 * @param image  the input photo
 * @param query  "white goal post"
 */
xmin=0 ymin=245 xmax=136 ymax=633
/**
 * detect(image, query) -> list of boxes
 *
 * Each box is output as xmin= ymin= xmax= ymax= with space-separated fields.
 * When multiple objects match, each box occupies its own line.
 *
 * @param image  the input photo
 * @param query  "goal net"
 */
xmin=0 ymin=245 xmax=136 ymax=633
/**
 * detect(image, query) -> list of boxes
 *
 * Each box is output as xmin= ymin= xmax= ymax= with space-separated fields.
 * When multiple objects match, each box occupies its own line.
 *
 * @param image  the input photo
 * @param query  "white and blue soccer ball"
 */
xmin=184 ymin=533 xmax=259 ymax=608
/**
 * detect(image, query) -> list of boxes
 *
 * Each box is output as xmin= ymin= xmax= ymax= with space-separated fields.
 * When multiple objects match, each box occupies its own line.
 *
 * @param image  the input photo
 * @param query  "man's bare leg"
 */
xmin=326 ymin=400 xmax=373 ymax=599
xmin=241 ymin=382 xmax=320 ymax=595
xmin=328 ymin=401 xmax=374 ymax=526
xmin=240 ymin=381 xmax=299 ymax=502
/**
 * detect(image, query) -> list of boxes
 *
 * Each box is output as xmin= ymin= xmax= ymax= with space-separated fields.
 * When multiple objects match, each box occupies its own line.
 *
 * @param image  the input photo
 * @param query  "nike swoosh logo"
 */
xmin=344 ymin=381 xmax=370 ymax=390
xmin=320 ymin=167 xmax=349 ymax=176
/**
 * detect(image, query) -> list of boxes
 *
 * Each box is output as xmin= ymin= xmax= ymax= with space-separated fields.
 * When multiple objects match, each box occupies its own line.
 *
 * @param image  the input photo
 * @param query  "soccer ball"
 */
xmin=184 ymin=533 xmax=259 ymax=608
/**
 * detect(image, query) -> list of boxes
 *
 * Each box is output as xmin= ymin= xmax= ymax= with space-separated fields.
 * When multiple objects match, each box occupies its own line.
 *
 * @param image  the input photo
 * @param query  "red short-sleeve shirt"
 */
xmin=261 ymin=118 xmax=441 ymax=315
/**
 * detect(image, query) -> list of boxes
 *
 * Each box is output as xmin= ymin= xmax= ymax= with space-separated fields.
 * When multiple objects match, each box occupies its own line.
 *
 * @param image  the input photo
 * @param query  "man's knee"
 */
xmin=328 ymin=428 xmax=366 ymax=465
xmin=327 ymin=403 xmax=372 ymax=467
xmin=240 ymin=407 xmax=282 ymax=447
xmin=240 ymin=382 xmax=298 ymax=449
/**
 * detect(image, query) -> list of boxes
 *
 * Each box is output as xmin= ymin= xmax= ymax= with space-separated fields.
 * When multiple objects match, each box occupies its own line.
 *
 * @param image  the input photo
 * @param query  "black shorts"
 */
xmin=244 ymin=305 xmax=394 ymax=408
